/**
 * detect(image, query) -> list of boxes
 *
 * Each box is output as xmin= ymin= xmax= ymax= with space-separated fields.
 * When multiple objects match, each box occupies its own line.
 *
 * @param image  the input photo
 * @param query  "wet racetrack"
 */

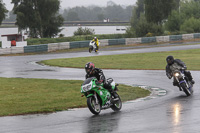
xmin=0 ymin=44 xmax=200 ymax=133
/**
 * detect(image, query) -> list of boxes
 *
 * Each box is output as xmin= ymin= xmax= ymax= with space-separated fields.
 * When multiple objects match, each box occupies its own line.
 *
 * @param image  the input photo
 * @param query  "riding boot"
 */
xmin=108 ymin=86 xmax=118 ymax=98
xmin=185 ymin=71 xmax=195 ymax=84
xmin=104 ymin=83 xmax=118 ymax=98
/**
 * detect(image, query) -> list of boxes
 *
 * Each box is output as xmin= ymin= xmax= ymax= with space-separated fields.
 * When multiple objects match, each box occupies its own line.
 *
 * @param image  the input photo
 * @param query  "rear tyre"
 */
xmin=87 ymin=97 xmax=101 ymax=115
xmin=180 ymin=82 xmax=191 ymax=96
xmin=110 ymin=93 xmax=122 ymax=111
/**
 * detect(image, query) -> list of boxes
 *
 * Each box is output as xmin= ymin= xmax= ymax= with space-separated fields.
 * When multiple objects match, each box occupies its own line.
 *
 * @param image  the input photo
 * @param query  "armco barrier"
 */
xmin=47 ymin=42 xmax=70 ymax=52
xmin=69 ymin=41 xmax=90 ymax=48
xmin=193 ymin=33 xmax=200 ymax=39
xmin=141 ymin=37 xmax=156 ymax=43
xmin=48 ymin=43 xmax=59 ymax=52
xmin=1 ymin=33 xmax=200 ymax=55
xmin=99 ymin=39 xmax=108 ymax=46
xmin=125 ymin=38 xmax=141 ymax=45
xmin=11 ymin=47 xmax=24 ymax=54
xmin=59 ymin=42 xmax=70 ymax=50
xmin=169 ymin=35 xmax=182 ymax=41
xmin=108 ymin=39 xmax=125 ymax=45
xmin=156 ymin=36 xmax=169 ymax=43
xmin=0 ymin=48 xmax=11 ymax=54
xmin=182 ymin=34 xmax=193 ymax=40
xmin=24 ymin=44 xmax=48 ymax=53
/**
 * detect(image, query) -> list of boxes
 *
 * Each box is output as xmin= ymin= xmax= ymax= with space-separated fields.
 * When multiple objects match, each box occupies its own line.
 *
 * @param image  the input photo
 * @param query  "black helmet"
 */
xmin=85 ymin=62 xmax=95 ymax=74
xmin=166 ymin=56 xmax=174 ymax=65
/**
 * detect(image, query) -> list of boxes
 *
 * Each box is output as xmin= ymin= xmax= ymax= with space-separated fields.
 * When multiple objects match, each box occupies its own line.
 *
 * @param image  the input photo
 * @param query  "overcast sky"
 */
xmin=3 ymin=0 xmax=137 ymax=11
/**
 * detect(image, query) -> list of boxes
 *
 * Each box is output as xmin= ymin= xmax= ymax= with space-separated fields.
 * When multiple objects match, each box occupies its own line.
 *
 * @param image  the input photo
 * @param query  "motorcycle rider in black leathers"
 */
xmin=165 ymin=56 xmax=195 ymax=90
xmin=85 ymin=62 xmax=118 ymax=98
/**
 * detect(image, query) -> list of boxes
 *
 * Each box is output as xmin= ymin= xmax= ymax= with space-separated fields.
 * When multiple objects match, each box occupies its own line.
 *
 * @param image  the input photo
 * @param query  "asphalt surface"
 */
xmin=0 ymin=44 xmax=200 ymax=133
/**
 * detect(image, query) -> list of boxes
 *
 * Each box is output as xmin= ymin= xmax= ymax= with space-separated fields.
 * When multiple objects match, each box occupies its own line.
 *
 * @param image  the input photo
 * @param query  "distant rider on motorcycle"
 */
xmin=165 ymin=56 xmax=195 ymax=90
xmin=92 ymin=37 xmax=99 ymax=51
xmin=85 ymin=62 xmax=117 ymax=98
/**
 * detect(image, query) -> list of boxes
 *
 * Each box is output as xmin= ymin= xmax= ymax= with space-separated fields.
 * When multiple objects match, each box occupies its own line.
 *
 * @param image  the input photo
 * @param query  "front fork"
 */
xmin=176 ymin=77 xmax=189 ymax=90
xmin=175 ymin=77 xmax=182 ymax=90
xmin=94 ymin=92 xmax=99 ymax=105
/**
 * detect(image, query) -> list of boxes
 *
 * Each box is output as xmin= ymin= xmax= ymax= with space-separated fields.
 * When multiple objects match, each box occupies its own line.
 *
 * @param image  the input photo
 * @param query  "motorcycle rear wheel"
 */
xmin=110 ymin=93 xmax=122 ymax=111
xmin=87 ymin=96 xmax=101 ymax=115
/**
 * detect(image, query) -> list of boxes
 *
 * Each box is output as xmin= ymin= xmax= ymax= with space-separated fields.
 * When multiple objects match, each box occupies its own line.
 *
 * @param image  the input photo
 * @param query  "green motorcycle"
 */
xmin=81 ymin=77 xmax=122 ymax=115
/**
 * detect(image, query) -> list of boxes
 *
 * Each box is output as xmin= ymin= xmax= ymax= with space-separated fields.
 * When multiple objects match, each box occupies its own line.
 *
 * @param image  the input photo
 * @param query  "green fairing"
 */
xmin=86 ymin=94 xmax=94 ymax=98
xmin=81 ymin=77 xmax=113 ymax=106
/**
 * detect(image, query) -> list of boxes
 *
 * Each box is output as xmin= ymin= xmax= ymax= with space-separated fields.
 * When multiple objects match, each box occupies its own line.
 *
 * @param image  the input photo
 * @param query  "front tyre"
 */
xmin=87 ymin=97 xmax=101 ymax=115
xmin=89 ymin=48 xmax=92 ymax=53
xmin=180 ymin=82 xmax=191 ymax=96
xmin=110 ymin=93 xmax=122 ymax=112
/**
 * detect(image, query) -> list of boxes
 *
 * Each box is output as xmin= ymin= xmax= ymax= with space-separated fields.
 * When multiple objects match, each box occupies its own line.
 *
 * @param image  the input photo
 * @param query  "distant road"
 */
xmin=1 ymin=21 xmax=130 ymax=26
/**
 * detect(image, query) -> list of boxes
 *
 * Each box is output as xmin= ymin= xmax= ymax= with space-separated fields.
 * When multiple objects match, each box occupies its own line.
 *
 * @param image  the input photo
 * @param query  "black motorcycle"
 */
xmin=173 ymin=69 xmax=193 ymax=96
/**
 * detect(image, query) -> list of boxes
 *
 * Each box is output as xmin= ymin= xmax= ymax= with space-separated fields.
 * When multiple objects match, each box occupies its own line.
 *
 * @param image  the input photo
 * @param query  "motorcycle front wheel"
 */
xmin=89 ymin=48 xmax=92 ymax=53
xmin=180 ymin=82 xmax=191 ymax=96
xmin=110 ymin=93 xmax=122 ymax=111
xmin=87 ymin=96 xmax=101 ymax=115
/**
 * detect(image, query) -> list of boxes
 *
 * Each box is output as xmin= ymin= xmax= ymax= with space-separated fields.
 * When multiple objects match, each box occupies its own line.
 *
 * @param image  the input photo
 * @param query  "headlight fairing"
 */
xmin=174 ymin=72 xmax=180 ymax=77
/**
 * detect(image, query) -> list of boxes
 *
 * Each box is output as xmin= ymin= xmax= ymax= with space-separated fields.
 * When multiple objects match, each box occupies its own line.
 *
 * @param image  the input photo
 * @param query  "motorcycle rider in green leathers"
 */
xmin=85 ymin=62 xmax=117 ymax=98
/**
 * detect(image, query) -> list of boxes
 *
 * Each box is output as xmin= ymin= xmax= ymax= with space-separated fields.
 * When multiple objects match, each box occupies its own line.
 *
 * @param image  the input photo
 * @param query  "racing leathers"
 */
xmin=85 ymin=68 xmax=117 ymax=97
xmin=92 ymin=38 xmax=99 ymax=50
xmin=166 ymin=59 xmax=194 ymax=88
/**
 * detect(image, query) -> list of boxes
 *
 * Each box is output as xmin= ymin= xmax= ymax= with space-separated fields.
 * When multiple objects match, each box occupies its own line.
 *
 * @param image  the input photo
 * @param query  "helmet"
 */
xmin=94 ymin=37 xmax=97 ymax=41
xmin=85 ymin=62 xmax=95 ymax=74
xmin=166 ymin=56 xmax=174 ymax=65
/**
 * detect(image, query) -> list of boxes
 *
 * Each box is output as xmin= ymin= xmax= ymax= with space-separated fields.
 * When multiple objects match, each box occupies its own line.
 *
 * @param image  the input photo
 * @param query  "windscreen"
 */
xmin=82 ymin=77 xmax=95 ymax=85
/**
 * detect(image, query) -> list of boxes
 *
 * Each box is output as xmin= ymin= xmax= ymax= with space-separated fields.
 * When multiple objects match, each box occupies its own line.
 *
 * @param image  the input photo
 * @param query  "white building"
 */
xmin=1 ymin=34 xmax=27 ymax=48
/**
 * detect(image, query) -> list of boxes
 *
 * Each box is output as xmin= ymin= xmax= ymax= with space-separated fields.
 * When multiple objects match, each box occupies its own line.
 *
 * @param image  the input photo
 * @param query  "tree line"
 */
xmin=128 ymin=0 xmax=200 ymax=37
xmin=1 ymin=0 xmax=200 ymax=38
xmin=1 ymin=0 xmax=63 ymax=38
xmin=62 ymin=5 xmax=133 ymax=21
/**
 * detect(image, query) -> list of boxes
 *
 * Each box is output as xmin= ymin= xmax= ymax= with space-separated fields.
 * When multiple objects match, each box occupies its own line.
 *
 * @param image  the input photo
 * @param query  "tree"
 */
xmin=165 ymin=10 xmax=183 ymax=32
xmin=97 ymin=14 xmax=104 ymax=21
xmin=62 ymin=5 xmax=133 ymax=21
xmin=135 ymin=14 xmax=163 ymax=37
xmin=12 ymin=0 xmax=64 ymax=38
xmin=104 ymin=5 xmax=125 ymax=21
xmin=66 ymin=11 xmax=80 ymax=21
xmin=180 ymin=17 xmax=200 ymax=33
xmin=73 ymin=27 xmax=95 ymax=36
xmin=144 ymin=0 xmax=179 ymax=24
xmin=0 ymin=0 xmax=8 ymax=25
xmin=130 ymin=0 xmax=145 ymax=29
xmin=165 ymin=0 xmax=200 ymax=33
xmin=180 ymin=0 xmax=200 ymax=19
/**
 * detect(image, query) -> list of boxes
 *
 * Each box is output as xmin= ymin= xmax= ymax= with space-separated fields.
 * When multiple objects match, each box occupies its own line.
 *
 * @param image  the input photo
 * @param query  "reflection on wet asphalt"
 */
xmin=0 ymin=44 xmax=200 ymax=133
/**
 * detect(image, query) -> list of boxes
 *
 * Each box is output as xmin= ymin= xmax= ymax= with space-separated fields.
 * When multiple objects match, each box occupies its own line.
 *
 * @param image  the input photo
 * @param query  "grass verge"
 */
xmin=40 ymin=48 xmax=200 ymax=71
xmin=0 ymin=77 xmax=150 ymax=116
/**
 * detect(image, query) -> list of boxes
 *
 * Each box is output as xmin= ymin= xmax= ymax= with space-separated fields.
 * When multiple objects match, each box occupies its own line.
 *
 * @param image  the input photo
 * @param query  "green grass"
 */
xmin=0 ymin=77 xmax=150 ymax=116
xmin=40 ymin=48 xmax=200 ymax=70
xmin=26 ymin=34 xmax=126 ymax=45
